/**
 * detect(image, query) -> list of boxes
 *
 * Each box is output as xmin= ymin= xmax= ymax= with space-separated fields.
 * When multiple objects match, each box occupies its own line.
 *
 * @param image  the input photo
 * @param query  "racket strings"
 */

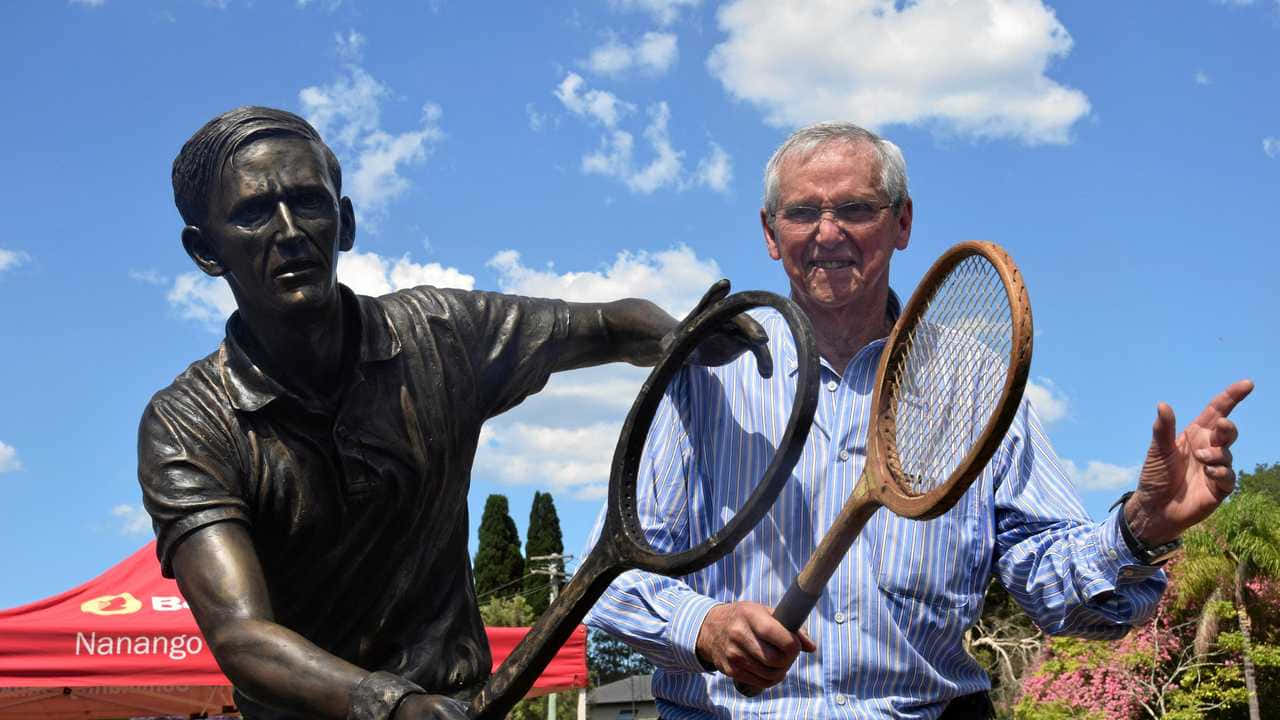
xmin=886 ymin=255 xmax=1014 ymax=495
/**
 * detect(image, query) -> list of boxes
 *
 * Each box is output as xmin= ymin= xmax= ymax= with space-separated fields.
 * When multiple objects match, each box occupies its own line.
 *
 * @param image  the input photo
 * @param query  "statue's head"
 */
xmin=173 ymin=106 xmax=355 ymax=322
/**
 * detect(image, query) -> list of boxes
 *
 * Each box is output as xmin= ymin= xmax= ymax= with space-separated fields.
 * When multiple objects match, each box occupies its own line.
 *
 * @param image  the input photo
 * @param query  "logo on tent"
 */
xmin=80 ymin=592 xmax=143 ymax=616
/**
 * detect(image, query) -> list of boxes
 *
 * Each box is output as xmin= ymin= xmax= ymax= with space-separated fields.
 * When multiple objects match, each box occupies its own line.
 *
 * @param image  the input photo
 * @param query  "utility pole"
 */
xmin=528 ymin=553 xmax=572 ymax=720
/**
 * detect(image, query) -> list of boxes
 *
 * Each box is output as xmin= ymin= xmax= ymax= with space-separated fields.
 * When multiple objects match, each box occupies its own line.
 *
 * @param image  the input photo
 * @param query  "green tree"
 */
xmin=475 ymin=494 xmax=525 ymax=601
xmin=588 ymin=629 xmax=655 ymax=687
xmin=524 ymin=491 xmax=566 ymax=617
xmin=1175 ymin=468 xmax=1280 ymax=720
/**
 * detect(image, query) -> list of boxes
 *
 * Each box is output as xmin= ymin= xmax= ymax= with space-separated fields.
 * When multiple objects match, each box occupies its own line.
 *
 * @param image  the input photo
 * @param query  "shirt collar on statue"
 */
xmin=218 ymin=284 xmax=403 ymax=412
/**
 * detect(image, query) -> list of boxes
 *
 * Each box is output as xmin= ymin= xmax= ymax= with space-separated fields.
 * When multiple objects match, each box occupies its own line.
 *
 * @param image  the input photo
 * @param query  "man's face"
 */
xmin=762 ymin=140 xmax=911 ymax=321
xmin=186 ymin=135 xmax=353 ymax=322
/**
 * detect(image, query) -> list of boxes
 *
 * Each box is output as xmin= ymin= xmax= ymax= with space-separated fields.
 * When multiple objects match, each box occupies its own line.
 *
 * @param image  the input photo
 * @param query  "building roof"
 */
xmin=588 ymin=674 xmax=655 ymax=704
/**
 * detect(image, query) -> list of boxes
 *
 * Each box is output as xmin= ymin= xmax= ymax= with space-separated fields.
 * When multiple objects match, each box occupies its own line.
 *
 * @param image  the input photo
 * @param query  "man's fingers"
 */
xmin=1150 ymin=402 xmax=1177 ymax=457
xmin=1211 ymin=418 xmax=1239 ymax=448
xmin=1207 ymin=465 xmax=1236 ymax=500
xmin=797 ymin=628 xmax=816 ymax=653
xmin=1195 ymin=445 xmax=1234 ymax=468
xmin=723 ymin=635 xmax=788 ymax=684
xmin=1193 ymin=378 xmax=1255 ymax=426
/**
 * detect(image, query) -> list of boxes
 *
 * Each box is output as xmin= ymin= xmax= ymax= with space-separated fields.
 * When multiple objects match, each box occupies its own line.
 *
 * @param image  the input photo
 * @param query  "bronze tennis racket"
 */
xmin=737 ymin=240 xmax=1033 ymax=696
xmin=470 ymin=288 xmax=821 ymax=719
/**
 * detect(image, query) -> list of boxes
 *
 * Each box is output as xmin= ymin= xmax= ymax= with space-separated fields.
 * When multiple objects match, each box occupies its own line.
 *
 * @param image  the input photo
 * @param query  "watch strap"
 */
xmin=1111 ymin=491 xmax=1181 ymax=566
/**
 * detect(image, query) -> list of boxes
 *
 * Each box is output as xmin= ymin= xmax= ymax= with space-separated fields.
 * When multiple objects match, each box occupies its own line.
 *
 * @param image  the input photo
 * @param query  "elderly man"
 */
xmin=584 ymin=122 xmax=1252 ymax=719
xmin=137 ymin=106 xmax=765 ymax=720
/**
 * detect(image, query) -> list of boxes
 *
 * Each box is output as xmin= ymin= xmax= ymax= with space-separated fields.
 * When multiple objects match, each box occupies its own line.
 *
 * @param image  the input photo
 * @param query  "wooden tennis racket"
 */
xmin=737 ymin=240 xmax=1033 ymax=696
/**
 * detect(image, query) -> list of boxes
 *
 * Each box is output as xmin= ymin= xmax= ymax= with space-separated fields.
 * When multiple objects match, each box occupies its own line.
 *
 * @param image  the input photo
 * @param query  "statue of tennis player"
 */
xmin=137 ymin=106 xmax=768 ymax=720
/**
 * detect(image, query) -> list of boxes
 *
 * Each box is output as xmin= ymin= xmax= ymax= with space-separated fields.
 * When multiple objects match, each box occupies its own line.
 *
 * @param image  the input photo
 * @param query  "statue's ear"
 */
xmin=181 ymin=226 xmax=226 ymax=277
xmin=338 ymin=196 xmax=356 ymax=252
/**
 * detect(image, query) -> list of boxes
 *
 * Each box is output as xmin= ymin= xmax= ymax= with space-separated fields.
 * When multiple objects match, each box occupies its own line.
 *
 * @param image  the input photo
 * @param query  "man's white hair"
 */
xmin=762 ymin=122 xmax=909 ymax=219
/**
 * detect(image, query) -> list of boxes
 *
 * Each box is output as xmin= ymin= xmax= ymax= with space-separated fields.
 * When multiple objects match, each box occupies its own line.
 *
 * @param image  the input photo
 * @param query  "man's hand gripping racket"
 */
xmin=736 ymin=240 xmax=1034 ymax=696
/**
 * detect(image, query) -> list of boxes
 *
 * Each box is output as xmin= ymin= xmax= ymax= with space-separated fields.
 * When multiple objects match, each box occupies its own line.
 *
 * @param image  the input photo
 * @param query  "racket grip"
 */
xmin=773 ymin=577 xmax=821 ymax=632
xmin=733 ymin=578 xmax=822 ymax=698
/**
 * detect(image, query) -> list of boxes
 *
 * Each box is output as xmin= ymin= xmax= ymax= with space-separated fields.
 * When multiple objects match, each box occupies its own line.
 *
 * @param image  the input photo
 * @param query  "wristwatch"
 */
xmin=1111 ymin=491 xmax=1182 ymax=566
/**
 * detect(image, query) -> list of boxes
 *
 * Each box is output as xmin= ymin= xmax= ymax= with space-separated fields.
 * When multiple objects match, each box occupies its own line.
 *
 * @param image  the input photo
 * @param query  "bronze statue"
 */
xmin=137 ymin=106 xmax=769 ymax=720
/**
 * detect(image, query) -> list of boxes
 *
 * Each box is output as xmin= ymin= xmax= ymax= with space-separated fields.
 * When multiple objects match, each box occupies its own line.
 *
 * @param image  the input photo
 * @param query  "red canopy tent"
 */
xmin=0 ymin=542 xmax=587 ymax=719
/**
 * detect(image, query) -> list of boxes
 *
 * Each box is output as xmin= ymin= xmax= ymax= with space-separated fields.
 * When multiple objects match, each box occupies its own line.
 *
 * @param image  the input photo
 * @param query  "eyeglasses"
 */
xmin=773 ymin=201 xmax=893 ymax=230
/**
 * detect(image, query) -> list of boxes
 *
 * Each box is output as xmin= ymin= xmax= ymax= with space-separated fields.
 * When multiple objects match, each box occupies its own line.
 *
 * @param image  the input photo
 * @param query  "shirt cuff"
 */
xmin=1095 ymin=507 xmax=1164 ymax=587
xmin=665 ymin=590 xmax=723 ymax=674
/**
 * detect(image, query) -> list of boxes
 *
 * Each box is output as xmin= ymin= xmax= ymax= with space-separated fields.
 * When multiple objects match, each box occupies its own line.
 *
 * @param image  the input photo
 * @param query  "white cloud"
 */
xmin=694 ymin=141 xmax=733 ymax=193
xmin=129 ymin=269 xmax=169 ymax=286
xmin=472 ymin=245 xmax=731 ymax=499
xmin=527 ymin=103 xmax=548 ymax=131
xmin=1062 ymin=459 xmax=1138 ymax=491
xmin=538 ymin=372 xmax=649 ymax=411
xmin=475 ymin=421 xmax=619 ymax=500
xmin=0 ymin=248 xmax=29 ymax=274
xmin=1264 ymin=137 xmax=1280 ymax=159
xmin=555 ymin=73 xmax=633 ymax=128
xmin=167 ymin=272 xmax=237 ymax=327
xmin=707 ymin=0 xmax=1091 ymax=144
xmin=335 ymin=29 xmax=365 ymax=62
xmin=1194 ymin=70 xmax=1211 ymax=86
xmin=610 ymin=0 xmax=700 ymax=26
xmin=488 ymin=244 xmax=722 ymax=316
xmin=299 ymin=34 xmax=444 ymax=224
xmin=337 ymin=248 xmax=475 ymax=296
xmin=556 ymin=74 xmax=731 ymax=195
xmin=0 ymin=441 xmax=20 ymax=473
xmin=111 ymin=504 xmax=152 ymax=536
xmin=586 ymin=32 xmax=679 ymax=77
xmin=1025 ymin=377 xmax=1069 ymax=425
xmin=584 ymin=102 xmax=684 ymax=194
xmin=69 ymin=0 xmax=106 ymax=6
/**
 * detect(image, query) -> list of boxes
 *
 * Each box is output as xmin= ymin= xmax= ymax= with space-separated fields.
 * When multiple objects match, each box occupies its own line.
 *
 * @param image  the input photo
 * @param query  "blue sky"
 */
xmin=1 ymin=0 xmax=1276 ymax=609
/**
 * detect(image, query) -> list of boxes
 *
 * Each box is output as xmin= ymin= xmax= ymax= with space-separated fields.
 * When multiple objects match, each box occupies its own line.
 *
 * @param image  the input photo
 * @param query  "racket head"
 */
xmin=868 ymin=241 xmax=1033 ymax=520
xmin=604 ymin=290 xmax=820 ymax=577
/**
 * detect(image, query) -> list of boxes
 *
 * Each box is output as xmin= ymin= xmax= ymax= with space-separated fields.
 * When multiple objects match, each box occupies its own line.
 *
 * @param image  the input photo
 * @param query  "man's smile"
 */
xmin=808 ymin=259 xmax=858 ymax=272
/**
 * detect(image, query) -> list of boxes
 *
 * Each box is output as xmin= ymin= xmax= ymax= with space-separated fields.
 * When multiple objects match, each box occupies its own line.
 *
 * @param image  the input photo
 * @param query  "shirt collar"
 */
xmin=785 ymin=287 xmax=902 ymax=376
xmin=219 ymin=284 xmax=402 ymax=412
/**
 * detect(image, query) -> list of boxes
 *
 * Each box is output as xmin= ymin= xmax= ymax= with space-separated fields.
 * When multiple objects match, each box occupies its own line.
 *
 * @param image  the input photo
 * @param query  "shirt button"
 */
xmin=834 ymin=612 xmax=847 ymax=624
xmin=839 ymin=450 xmax=850 ymax=461
xmin=834 ymin=694 xmax=847 ymax=705
xmin=826 ymin=380 xmax=838 ymax=392
xmin=1108 ymin=549 xmax=1118 ymax=560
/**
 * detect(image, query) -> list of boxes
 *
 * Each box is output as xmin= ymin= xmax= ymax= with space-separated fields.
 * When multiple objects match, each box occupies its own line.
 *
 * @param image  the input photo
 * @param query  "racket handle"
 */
xmin=773 ymin=577 xmax=821 ymax=631
xmin=733 ymin=578 xmax=822 ymax=698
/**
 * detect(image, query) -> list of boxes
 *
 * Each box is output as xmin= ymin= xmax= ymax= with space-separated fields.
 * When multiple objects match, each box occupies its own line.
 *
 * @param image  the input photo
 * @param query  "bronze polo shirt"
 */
xmin=138 ymin=284 xmax=571 ymax=716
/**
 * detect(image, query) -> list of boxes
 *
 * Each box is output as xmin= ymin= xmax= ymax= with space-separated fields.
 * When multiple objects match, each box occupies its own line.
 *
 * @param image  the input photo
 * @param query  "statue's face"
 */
xmin=200 ymin=135 xmax=351 ymax=321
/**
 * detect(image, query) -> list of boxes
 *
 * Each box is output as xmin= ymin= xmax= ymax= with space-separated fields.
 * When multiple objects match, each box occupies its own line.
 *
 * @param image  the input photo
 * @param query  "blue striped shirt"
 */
xmin=583 ymin=307 xmax=1166 ymax=719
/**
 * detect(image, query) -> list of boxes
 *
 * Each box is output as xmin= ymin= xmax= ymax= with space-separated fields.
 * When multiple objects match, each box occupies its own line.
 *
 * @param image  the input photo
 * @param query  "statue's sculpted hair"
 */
xmin=172 ymin=106 xmax=342 ymax=226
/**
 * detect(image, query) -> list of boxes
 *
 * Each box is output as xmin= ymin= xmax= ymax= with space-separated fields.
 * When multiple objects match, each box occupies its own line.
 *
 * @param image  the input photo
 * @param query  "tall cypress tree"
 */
xmin=474 ymin=494 xmax=524 ymax=601
xmin=524 ymin=491 xmax=565 ymax=617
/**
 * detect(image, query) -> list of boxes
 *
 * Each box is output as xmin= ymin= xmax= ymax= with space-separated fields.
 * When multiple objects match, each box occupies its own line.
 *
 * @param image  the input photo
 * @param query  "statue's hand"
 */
xmin=393 ymin=693 xmax=470 ymax=720
xmin=670 ymin=279 xmax=773 ymax=377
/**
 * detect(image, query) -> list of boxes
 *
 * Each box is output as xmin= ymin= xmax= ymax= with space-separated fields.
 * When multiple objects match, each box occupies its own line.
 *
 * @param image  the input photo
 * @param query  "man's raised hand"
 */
xmin=1126 ymin=379 xmax=1254 ymax=544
